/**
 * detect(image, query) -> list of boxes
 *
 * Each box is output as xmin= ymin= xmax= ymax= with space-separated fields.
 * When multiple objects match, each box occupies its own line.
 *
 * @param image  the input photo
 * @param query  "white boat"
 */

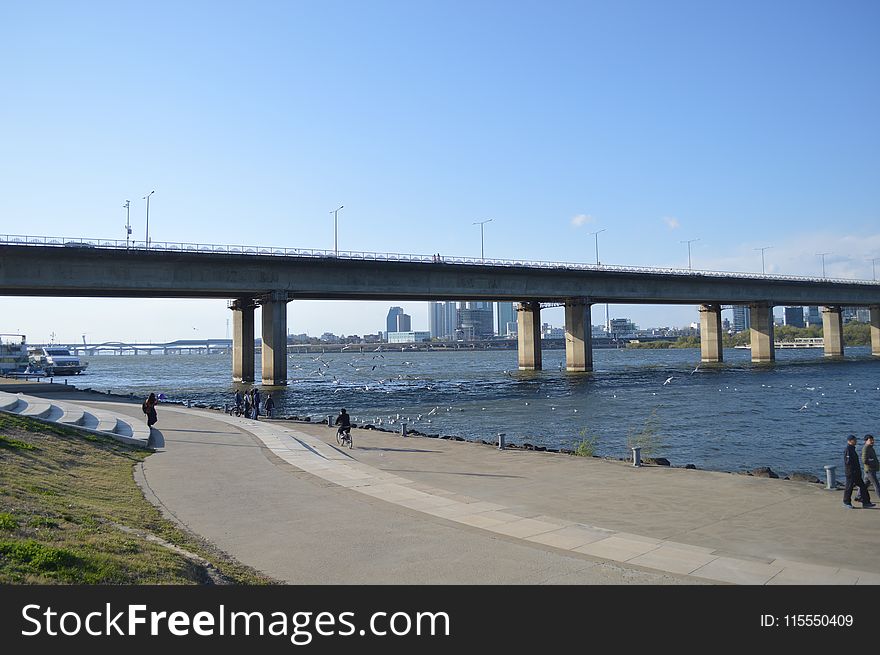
xmin=0 ymin=334 xmax=29 ymax=374
xmin=734 ymin=337 xmax=824 ymax=350
xmin=28 ymin=346 xmax=88 ymax=375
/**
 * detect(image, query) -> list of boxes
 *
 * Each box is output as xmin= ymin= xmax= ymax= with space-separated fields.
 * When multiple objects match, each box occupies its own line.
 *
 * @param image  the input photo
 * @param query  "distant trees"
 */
xmin=722 ymin=322 xmax=871 ymax=348
xmin=626 ymin=322 xmax=873 ymax=349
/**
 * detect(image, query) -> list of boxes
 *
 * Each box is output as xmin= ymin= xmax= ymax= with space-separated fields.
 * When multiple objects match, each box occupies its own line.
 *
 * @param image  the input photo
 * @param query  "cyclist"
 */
xmin=335 ymin=408 xmax=352 ymax=447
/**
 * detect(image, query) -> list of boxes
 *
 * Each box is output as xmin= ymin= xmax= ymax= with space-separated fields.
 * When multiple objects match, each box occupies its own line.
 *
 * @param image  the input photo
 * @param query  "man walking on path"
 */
xmin=844 ymin=434 xmax=875 ymax=509
xmin=265 ymin=394 xmax=275 ymax=418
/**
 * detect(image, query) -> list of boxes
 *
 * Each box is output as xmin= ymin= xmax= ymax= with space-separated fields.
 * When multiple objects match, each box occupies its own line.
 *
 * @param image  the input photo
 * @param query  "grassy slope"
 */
xmin=0 ymin=413 xmax=274 ymax=584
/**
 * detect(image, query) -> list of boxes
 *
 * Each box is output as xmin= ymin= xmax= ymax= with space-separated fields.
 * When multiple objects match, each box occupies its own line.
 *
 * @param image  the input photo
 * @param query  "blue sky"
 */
xmin=2 ymin=1 xmax=878 ymax=343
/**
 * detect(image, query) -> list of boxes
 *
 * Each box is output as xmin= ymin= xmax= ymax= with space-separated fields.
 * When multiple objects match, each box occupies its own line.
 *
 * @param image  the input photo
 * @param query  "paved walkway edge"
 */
xmin=169 ymin=407 xmax=880 ymax=586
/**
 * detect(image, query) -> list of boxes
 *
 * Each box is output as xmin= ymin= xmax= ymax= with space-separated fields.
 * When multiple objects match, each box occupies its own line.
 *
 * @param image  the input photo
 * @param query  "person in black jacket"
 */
xmin=335 ymin=408 xmax=352 ymax=441
xmin=843 ymin=434 xmax=875 ymax=509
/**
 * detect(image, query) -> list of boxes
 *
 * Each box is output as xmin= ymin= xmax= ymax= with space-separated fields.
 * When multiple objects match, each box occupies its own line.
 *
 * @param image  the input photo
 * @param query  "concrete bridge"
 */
xmin=1 ymin=239 xmax=879 ymax=385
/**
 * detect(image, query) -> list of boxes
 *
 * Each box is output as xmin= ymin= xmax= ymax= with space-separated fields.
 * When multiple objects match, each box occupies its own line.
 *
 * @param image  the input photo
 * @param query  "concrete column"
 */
xmin=749 ymin=302 xmax=775 ymax=363
xmin=517 ymin=301 xmax=542 ymax=370
xmin=564 ymin=299 xmax=593 ymax=372
xmin=260 ymin=291 xmax=289 ymax=385
xmin=699 ymin=303 xmax=723 ymax=363
xmin=871 ymin=306 xmax=880 ymax=357
xmin=230 ymin=298 xmax=255 ymax=383
xmin=821 ymin=305 xmax=844 ymax=357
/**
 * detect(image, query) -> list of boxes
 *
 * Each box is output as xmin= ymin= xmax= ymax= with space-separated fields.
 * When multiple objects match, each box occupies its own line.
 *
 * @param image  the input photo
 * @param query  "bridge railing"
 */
xmin=1 ymin=233 xmax=877 ymax=286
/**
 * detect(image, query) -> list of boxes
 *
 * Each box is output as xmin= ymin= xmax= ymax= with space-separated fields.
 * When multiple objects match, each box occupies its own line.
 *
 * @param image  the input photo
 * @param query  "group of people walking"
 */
xmin=234 ymin=388 xmax=274 ymax=419
xmin=844 ymin=434 xmax=878 ymax=509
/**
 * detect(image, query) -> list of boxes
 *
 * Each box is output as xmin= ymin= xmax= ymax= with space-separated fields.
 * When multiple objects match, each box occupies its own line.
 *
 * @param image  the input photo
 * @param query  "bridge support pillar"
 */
xmin=517 ymin=301 xmax=542 ymax=370
xmin=821 ymin=306 xmax=844 ymax=357
xmin=564 ymin=299 xmax=593 ymax=372
xmin=230 ymin=298 xmax=255 ymax=383
xmin=260 ymin=291 xmax=289 ymax=385
xmin=699 ymin=303 xmax=723 ymax=363
xmin=871 ymin=306 xmax=880 ymax=357
xmin=749 ymin=303 xmax=775 ymax=363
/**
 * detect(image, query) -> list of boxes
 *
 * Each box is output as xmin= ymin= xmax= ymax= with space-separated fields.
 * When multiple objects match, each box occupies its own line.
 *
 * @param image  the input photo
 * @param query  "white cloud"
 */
xmin=663 ymin=216 xmax=680 ymax=230
xmin=571 ymin=214 xmax=594 ymax=227
xmin=700 ymin=232 xmax=880 ymax=280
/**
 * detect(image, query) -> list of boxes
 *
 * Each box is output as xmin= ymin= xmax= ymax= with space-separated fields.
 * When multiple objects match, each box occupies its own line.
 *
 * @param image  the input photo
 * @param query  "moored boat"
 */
xmin=0 ymin=334 xmax=29 ymax=374
xmin=28 ymin=346 xmax=88 ymax=375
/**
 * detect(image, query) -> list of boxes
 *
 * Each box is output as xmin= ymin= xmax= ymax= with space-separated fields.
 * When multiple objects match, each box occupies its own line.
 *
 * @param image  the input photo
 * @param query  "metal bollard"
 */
xmin=401 ymin=423 xmax=407 ymax=437
xmin=328 ymin=415 xmax=334 ymax=427
xmin=186 ymin=399 xmax=191 ymax=408
xmin=824 ymin=465 xmax=837 ymax=490
xmin=498 ymin=433 xmax=506 ymax=450
xmin=632 ymin=446 xmax=642 ymax=467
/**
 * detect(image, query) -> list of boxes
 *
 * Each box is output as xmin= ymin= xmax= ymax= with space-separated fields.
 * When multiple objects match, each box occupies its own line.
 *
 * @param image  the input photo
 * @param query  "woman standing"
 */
xmin=142 ymin=392 xmax=158 ymax=428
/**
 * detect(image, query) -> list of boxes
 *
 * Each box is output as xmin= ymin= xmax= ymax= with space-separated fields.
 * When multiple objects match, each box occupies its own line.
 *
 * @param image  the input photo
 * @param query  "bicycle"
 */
xmin=336 ymin=426 xmax=353 ymax=448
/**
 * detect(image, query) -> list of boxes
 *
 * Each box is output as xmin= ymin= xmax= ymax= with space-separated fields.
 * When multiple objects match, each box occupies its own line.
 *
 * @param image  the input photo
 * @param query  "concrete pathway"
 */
xmin=3 ymin=381 xmax=878 ymax=584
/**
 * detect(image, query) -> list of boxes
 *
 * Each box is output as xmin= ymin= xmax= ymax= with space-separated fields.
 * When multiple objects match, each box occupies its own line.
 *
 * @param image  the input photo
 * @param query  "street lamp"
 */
xmin=588 ymin=228 xmax=609 ymax=330
xmin=588 ymin=229 xmax=606 ymax=266
xmin=123 ymin=200 xmax=131 ymax=248
xmin=473 ymin=218 xmax=493 ymax=259
xmin=330 ymin=205 xmax=343 ymax=256
xmin=143 ymin=190 xmax=155 ymax=249
xmin=754 ymin=245 xmax=772 ymax=274
xmin=868 ymin=257 xmax=879 ymax=281
xmin=681 ymin=238 xmax=700 ymax=270
xmin=816 ymin=252 xmax=831 ymax=278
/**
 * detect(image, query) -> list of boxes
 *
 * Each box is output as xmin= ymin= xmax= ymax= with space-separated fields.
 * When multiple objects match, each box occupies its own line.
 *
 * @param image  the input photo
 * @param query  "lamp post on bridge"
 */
xmin=143 ymin=190 xmax=155 ymax=249
xmin=588 ymin=228 xmax=606 ymax=266
xmin=330 ymin=205 xmax=343 ymax=256
xmin=681 ymin=238 xmax=700 ymax=270
xmin=473 ymin=218 xmax=493 ymax=259
xmin=817 ymin=252 xmax=831 ymax=278
xmin=589 ymin=228 xmax=610 ymax=331
xmin=123 ymin=200 xmax=131 ymax=248
xmin=754 ymin=245 xmax=772 ymax=275
xmin=869 ymin=257 xmax=879 ymax=281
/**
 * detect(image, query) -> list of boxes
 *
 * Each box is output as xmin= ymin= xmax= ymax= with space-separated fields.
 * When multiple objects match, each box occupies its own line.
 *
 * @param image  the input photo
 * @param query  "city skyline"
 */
xmin=1 ymin=2 xmax=878 ymax=342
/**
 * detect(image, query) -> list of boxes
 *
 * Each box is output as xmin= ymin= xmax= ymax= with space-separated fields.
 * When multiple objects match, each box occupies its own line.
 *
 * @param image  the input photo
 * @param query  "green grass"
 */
xmin=0 ymin=435 xmax=36 ymax=450
xmin=572 ymin=428 xmax=600 ymax=457
xmin=0 ymin=413 xmax=273 ymax=584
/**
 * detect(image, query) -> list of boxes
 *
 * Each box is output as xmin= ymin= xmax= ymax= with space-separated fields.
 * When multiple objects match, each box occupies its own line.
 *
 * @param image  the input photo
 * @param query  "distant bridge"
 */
xmin=30 ymin=339 xmax=234 ymax=356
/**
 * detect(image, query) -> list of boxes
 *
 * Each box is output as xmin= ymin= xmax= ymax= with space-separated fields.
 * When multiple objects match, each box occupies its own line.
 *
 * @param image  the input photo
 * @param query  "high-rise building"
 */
xmin=395 ymin=313 xmax=412 ymax=332
xmin=496 ymin=302 xmax=516 ymax=336
xmin=458 ymin=304 xmax=494 ymax=339
xmin=843 ymin=307 xmax=871 ymax=323
xmin=429 ymin=302 xmax=444 ymax=339
xmin=732 ymin=305 xmax=751 ymax=332
xmin=805 ymin=306 xmax=821 ymax=327
xmin=783 ymin=307 xmax=805 ymax=328
xmin=386 ymin=307 xmax=404 ymax=336
xmin=429 ymin=301 xmax=460 ymax=339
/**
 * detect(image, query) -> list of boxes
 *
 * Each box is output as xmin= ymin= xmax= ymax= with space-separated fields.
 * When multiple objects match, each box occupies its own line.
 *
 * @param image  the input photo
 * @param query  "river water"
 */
xmin=70 ymin=347 xmax=880 ymax=478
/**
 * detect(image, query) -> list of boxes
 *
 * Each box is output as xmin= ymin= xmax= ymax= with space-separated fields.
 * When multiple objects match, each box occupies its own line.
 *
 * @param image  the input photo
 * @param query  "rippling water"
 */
xmin=72 ymin=347 xmax=880 ymax=477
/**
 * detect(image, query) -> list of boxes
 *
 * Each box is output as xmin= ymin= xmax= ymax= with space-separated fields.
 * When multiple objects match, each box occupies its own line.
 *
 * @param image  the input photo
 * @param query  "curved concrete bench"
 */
xmin=18 ymin=398 xmax=53 ymax=419
xmin=53 ymin=402 xmax=86 ymax=426
xmin=0 ymin=391 xmax=23 ymax=412
xmin=0 ymin=392 xmax=150 ymax=448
